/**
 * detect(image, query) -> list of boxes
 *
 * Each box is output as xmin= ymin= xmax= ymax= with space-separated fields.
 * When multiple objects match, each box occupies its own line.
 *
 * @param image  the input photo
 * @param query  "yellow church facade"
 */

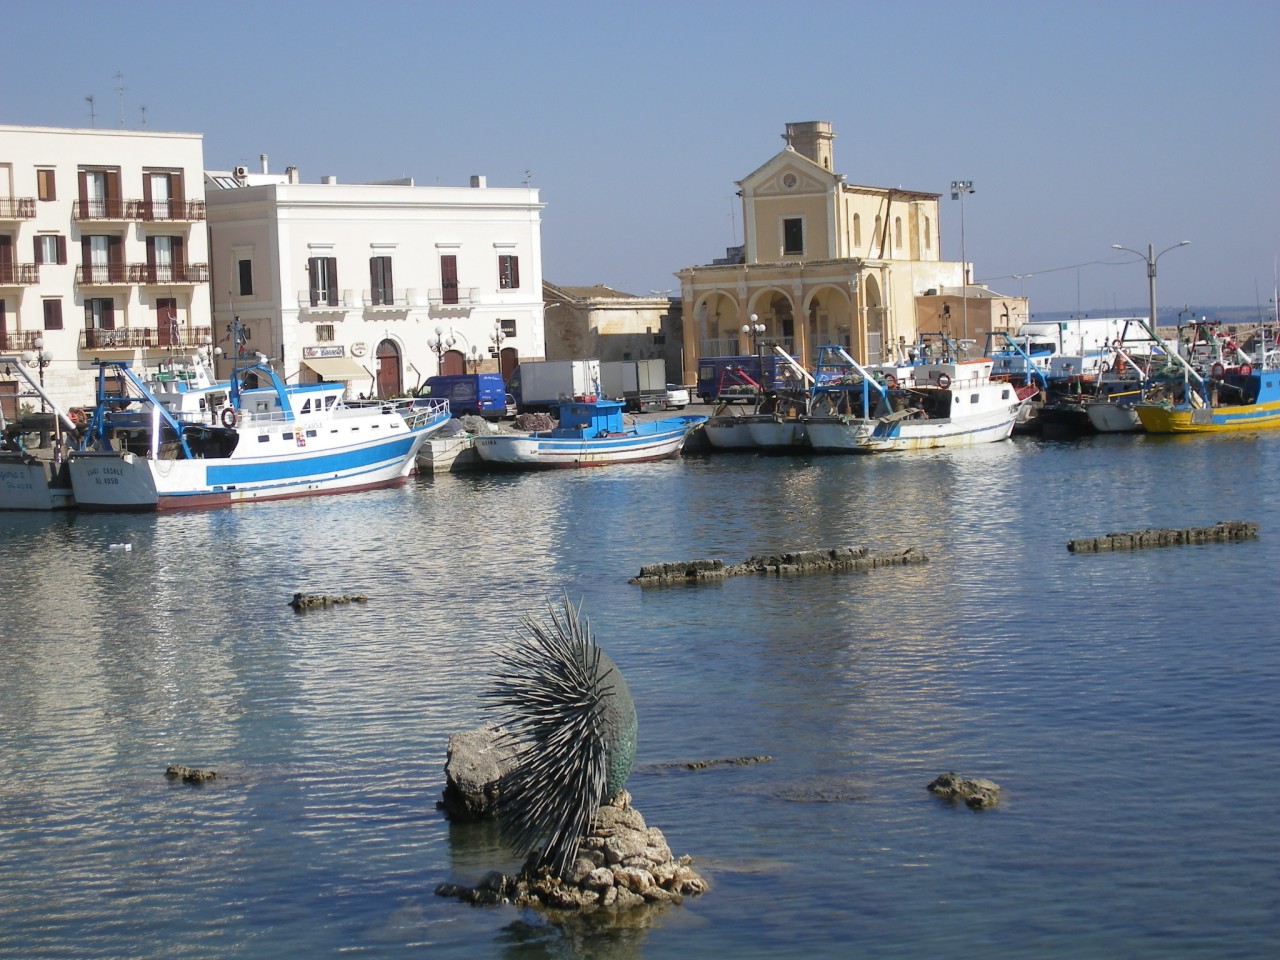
xmin=676 ymin=121 xmax=974 ymax=384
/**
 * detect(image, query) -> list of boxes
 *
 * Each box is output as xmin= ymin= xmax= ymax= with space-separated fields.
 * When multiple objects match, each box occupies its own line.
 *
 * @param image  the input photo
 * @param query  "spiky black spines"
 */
xmin=486 ymin=595 xmax=637 ymax=879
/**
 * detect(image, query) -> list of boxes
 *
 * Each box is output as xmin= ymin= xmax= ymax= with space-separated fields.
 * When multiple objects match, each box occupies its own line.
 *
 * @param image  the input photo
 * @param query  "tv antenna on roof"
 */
xmin=522 ymin=169 xmax=533 ymax=186
xmin=115 ymin=71 xmax=126 ymax=127
xmin=85 ymin=95 xmax=96 ymax=127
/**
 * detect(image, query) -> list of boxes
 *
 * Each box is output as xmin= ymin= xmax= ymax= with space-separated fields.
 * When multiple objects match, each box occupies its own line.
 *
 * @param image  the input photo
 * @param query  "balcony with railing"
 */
xmin=79 ymin=325 xmax=214 ymax=352
xmin=129 ymin=263 xmax=210 ymax=284
xmin=136 ymin=199 xmax=206 ymax=223
xmin=0 ymin=197 xmax=36 ymax=220
xmin=0 ymin=330 xmax=45 ymax=352
xmin=363 ymin=288 xmax=415 ymax=311
xmin=72 ymin=198 xmax=132 ymax=222
xmin=75 ymin=263 xmax=209 ymax=285
xmin=0 ymin=263 xmax=40 ymax=286
xmin=296 ymin=289 xmax=359 ymax=313
xmin=428 ymin=287 xmax=477 ymax=309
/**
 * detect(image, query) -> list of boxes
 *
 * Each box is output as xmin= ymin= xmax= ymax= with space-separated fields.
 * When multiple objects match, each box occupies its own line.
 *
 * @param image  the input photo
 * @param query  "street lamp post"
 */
xmin=1111 ymin=241 xmax=1191 ymax=336
xmin=489 ymin=321 xmax=507 ymax=373
xmin=21 ymin=336 xmax=54 ymax=447
xmin=951 ymin=180 xmax=975 ymax=346
xmin=429 ymin=325 xmax=446 ymax=371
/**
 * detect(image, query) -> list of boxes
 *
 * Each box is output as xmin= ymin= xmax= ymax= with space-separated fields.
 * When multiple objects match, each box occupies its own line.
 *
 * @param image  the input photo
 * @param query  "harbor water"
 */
xmin=2 ymin=430 xmax=1278 ymax=959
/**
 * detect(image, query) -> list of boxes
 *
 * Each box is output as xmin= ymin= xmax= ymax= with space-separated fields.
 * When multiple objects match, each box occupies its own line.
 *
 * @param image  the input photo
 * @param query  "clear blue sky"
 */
xmin=5 ymin=0 xmax=1277 ymax=318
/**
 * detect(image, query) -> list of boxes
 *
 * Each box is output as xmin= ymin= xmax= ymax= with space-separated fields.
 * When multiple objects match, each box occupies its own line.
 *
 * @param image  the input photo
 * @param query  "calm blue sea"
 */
xmin=2 ymin=430 xmax=1278 ymax=959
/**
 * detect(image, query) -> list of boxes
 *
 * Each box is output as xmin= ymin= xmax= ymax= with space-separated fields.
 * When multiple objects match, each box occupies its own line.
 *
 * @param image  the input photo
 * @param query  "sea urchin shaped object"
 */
xmin=486 ymin=595 xmax=637 ymax=879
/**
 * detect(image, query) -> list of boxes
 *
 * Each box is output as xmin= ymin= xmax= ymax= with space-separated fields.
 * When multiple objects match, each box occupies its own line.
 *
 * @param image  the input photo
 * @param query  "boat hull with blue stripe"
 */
xmin=68 ymin=356 xmax=450 ymax=511
xmin=473 ymin=397 xmax=706 ymax=468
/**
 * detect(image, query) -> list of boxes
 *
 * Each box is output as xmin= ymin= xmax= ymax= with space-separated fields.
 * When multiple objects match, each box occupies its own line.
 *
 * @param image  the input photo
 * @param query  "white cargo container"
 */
xmin=510 ymin=359 xmax=602 ymax=413
xmin=599 ymin=359 xmax=668 ymax=411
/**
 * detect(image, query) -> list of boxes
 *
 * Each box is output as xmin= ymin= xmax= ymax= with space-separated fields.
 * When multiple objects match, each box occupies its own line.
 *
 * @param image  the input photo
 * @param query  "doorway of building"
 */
xmin=375 ymin=340 xmax=402 ymax=397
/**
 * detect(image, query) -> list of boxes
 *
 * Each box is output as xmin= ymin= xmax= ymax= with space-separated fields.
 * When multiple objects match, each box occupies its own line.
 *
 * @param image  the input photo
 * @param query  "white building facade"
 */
xmin=205 ymin=169 xmax=546 ymax=398
xmin=1 ymin=124 xmax=211 ymax=411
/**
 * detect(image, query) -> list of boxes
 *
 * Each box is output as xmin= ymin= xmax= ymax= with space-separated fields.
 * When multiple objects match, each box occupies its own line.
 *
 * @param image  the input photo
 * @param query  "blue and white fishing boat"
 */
xmin=473 ymin=396 xmax=706 ymax=468
xmin=0 ymin=352 xmax=79 ymax=511
xmin=67 ymin=347 xmax=450 ymax=511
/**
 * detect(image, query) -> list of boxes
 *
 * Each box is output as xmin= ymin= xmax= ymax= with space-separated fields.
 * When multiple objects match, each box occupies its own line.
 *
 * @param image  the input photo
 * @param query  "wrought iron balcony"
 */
xmin=0 ymin=197 xmax=36 ymax=220
xmin=79 ymin=324 xmax=214 ymax=352
xmin=0 ymin=263 xmax=39 ymax=286
xmin=75 ymin=264 xmax=130 ymax=285
xmin=0 ymin=330 xmax=44 ymax=351
xmin=72 ymin=198 xmax=133 ymax=221
xmin=428 ymin=287 xmax=477 ymax=307
xmin=128 ymin=263 xmax=210 ymax=284
xmin=136 ymin=199 xmax=206 ymax=222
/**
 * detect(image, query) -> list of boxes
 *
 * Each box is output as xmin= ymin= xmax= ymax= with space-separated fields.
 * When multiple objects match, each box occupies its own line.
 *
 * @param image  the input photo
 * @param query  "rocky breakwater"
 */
xmin=1067 ymin=520 xmax=1257 ymax=553
xmin=629 ymin=545 xmax=928 ymax=586
xmin=437 ymin=789 xmax=707 ymax=912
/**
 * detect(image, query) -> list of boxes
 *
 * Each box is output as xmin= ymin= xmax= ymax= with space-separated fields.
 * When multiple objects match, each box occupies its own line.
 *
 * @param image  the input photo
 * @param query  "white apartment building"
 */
xmin=205 ymin=163 xmax=546 ymax=398
xmin=1 ymin=124 xmax=211 ymax=412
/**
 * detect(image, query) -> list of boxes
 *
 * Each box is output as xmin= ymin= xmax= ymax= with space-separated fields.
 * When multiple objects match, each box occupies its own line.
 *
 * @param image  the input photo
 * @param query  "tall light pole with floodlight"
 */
xmin=951 ymin=180 xmax=974 ymax=346
xmin=1111 ymin=241 xmax=1191 ymax=336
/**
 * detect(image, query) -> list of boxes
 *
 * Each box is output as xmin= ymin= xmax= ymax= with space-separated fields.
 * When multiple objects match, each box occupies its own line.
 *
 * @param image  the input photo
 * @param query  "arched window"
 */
xmin=924 ymin=216 xmax=932 ymax=253
xmin=853 ymin=213 xmax=861 ymax=248
xmin=894 ymin=217 xmax=903 ymax=252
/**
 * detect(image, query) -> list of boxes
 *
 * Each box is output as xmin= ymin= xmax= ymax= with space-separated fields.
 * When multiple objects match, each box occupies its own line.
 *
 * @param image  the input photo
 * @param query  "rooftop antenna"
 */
xmin=522 ymin=169 xmax=533 ymax=186
xmin=115 ymin=71 xmax=125 ymax=127
xmin=85 ymin=95 xmax=96 ymax=127
xmin=140 ymin=104 xmax=147 ymax=128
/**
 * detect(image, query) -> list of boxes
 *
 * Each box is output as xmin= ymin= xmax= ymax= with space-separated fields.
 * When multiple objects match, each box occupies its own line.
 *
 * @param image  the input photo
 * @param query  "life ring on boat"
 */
xmin=220 ymin=407 xmax=237 ymax=428
xmin=884 ymin=374 xmax=898 ymax=390
xmin=936 ymin=374 xmax=952 ymax=390
xmin=1239 ymin=363 xmax=1253 ymax=376
xmin=1210 ymin=362 xmax=1225 ymax=378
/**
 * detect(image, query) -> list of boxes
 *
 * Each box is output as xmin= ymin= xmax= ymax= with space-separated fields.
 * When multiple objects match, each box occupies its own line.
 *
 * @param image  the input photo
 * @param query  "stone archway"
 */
xmin=376 ymin=339 xmax=403 ymax=397
xmin=804 ymin=285 xmax=854 ymax=368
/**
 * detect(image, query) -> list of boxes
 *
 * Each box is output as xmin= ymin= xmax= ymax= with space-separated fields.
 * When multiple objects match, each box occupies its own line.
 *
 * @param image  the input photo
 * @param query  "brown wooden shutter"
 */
xmin=77 ymin=170 xmax=88 ymax=214
xmin=441 ymin=255 xmax=458 ymax=304
xmin=33 ymin=235 xmax=43 ymax=264
xmin=173 ymin=236 xmax=184 ymax=279
xmin=109 ymin=236 xmax=123 ymax=282
xmin=44 ymin=299 xmax=63 ymax=331
xmin=369 ymin=257 xmax=379 ymax=304
xmin=325 ymin=257 xmax=338 ymax=306
xmin=57 ymin=236 xmax=66 ymax=264
xmin=142 ymin=173 xmax=153 ymax=219
xmin=510 ymin=256 xmax=520 ymax=289
xmin=106 ymin=170 xmax=121 ymax=218
xmin=308 ymin=258 xmax=320 ymax=306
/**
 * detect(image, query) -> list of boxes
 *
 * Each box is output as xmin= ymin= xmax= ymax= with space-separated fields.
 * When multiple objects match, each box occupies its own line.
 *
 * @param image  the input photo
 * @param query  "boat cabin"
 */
xmin=552 ymin=398 xmax=628 ymax=437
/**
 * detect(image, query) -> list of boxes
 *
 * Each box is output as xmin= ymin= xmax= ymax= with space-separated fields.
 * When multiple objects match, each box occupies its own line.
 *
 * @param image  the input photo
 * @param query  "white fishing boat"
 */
xmin=802 ymin=346 xmax=1027 ymax=453
xmin=473 ymin=396 xmax=705 ymax=468
xmin=68 ymin=345 xmax=450 ymax=511
xmin=1 ymin=352 xmax=80 ymax=510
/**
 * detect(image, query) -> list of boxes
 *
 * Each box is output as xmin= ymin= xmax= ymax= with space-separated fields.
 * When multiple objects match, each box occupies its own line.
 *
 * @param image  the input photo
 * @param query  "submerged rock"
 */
xmin=438 ymin=723 xmax=524 ymax=821
xmin=1067 ymin=520 xmax=1257 ymax=553
xmin=165 ymin=764 xmax=216 ymax=784
xmin=288 ymin=592 xmax=369 ymax=611
xmin=927 ymin=771 xmax=1001 ymax=810
xmin=630 ymin=546 xmax=928 ymax=586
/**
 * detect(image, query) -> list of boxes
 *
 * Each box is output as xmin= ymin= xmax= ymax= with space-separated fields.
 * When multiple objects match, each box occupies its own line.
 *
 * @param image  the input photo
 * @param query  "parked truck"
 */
xmin=508 ymin=359 xmax=602 ymax=414
xmin=993 ymin=317 xmax=1150 ymax=380
xmin=599 ymin=359 xmax=668 ymax=412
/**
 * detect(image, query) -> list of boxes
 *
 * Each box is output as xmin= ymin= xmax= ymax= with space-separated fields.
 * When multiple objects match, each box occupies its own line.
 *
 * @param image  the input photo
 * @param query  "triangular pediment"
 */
xmin=738 ymin=148 xmax=838 ymax=197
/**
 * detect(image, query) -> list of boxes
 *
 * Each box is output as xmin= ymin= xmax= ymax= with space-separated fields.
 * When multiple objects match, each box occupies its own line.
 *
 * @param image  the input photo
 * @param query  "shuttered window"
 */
xmin=369 ymin=256 xmax=393 ymax=305
xmin=43 ymin=299 xmax=63 ymax=331
xmin=238 ymin=258 xmax=253 ymax=296
xmin=36 ymin=169 xmax=56 ymax=201
xmin=308 ymin=256 xmax=339 ymax=306
xmin=33 ymin=235 xmax=66 ymax=265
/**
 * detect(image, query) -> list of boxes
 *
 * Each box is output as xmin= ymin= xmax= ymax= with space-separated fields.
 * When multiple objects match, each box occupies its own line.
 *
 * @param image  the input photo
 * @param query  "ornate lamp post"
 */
xmin=21 ymin=337 xmax=54 ymax=446
xmin=1110 ymin=241 xmax=1191 ymax=335
xmin=490 ymin=321 xmax=507 ymax=368
xmin=429 ymin=325 xmax=446 ymax=371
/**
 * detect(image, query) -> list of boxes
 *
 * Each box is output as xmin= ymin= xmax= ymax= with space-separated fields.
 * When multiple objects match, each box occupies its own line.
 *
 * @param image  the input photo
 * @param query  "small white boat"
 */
xmin=1085 ymin=400 xmax=1142 ymax=433
xmin=703 ymin=412 xmax=763 ymax=449
xmin=473 ymin=397 xmax=706 ymax=468
xmin=68 ymin=343 xmax=450 ymax=511
xmin=802 ymin=346 xmax=1027 ymax=453
xmin=745 ymin=416 xmax=808 ymax=450
xmin=0 ymin=353 xmax=80 ymax=510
